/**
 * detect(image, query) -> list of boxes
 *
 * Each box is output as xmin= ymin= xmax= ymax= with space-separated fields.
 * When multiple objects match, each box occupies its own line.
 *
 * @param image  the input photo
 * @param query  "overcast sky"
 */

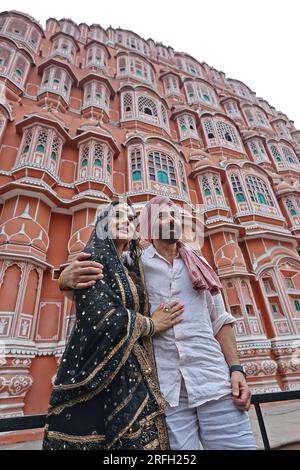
xmin=2 ymin=0 xmax=300 ymax=128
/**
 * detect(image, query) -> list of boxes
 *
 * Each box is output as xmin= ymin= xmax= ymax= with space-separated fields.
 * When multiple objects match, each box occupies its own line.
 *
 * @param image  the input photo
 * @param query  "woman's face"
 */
xmin=107 ymin=203 xmax=137 ymax=243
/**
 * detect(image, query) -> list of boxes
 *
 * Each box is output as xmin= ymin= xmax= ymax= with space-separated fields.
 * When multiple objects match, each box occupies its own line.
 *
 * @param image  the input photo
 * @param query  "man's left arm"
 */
xmin=207 ymin=291 xmax=251 ymax=412
xmin=215 ymin=324 xmax=251 ymax=412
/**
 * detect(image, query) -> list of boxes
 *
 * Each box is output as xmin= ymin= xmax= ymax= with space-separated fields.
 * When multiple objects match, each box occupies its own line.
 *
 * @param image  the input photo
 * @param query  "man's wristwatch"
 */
xmin=229 ymin=365 xmax=246 ymax=377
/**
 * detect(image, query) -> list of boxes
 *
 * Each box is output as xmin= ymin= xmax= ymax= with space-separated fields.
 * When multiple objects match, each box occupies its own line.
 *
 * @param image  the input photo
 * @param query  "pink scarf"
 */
xmin=139 ymin=196 xmax=222 ymax=296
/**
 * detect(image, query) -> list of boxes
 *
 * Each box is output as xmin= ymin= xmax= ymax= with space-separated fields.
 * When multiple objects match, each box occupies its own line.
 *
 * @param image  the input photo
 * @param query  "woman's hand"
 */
xmin=152 ymin=301 xmax=184 ymax=334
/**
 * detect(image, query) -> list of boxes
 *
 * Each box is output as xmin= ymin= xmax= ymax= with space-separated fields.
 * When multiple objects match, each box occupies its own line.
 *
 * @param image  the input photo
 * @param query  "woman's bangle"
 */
xmin=58 ymin=273 xmax=71 ymax=292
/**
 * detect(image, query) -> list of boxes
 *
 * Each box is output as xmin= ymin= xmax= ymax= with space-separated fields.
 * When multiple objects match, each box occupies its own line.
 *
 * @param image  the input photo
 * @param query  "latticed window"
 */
xmin=123 ymin=93 xmax=134 ymax=117
xmin=203 ymin=120 xmax=215 ymax=139
xmin=231 ymin=174 xmax=246 ymax=202
xmin=285 ymin=198 xmax=297 ymax=216
xmin=245 ymin=176 xmax=274 ymax=206
xmin=118 ymin=56 xmax=154 ymax=85
xmin=202 ymin=176 xmax=212 ymax=196
xmin=52 ymin=36 xmax=76 ymax=63
xmin=148 ymin=152 xmax=177 ymax=186
xmin=83 ymin=81 xmax=110 ymax=111
xmin=78 ymin=141 xmax=111 ymax=181
xmin=178 ymin=114 xmax=198 ymax=140
xmin=164 ymin=75 xmax=180 ymax=96
xmin=270 ymin=144 xmax=282 ymax=162
xmin=282 ymin=146 xmax=297 ymax=165
xmin=216 ymin=121 xmax=239 ymax=145
xmin=86 ymin=45 xmax=107 ymax=69
xmin=79 ymin=146 xmax=90 ymax=178
xmin=17 ymin=125 xmax=62 ymax=173
xmin=212 ymin=175 xmax=222 ymax=195
xmin=225 ymin=101 xmax=240 ymax=117
xmin=93 ymin=145 xmax=103 ymax=178
xmin=40 ymin=66 xmax=72 ymax=102
xmin=249 ymin=140 xmax=268 ymax=161
xmin=138 ymin=96 xmax=158 ymax=119
xmin=130 ymin=148 xmax=143 ymax=182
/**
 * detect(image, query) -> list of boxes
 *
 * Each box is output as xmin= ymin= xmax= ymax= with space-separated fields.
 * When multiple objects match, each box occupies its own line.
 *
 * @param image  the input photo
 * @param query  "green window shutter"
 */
xmin=36 ymin=144 xmax=45 ymax=153
xmin=258 ymin=193 xmax=266 ymax=204
xmin=295 ymin=300 xmax=300 ymax=312
xmin=204 ymin=188 xmax=211 ymax=196
xmin=133 ymin=170 xmax=142 ymax=181
xmin=50 ymin=152 xmax=57 ymax=161
xmin=107 ymin=164 xmax=111 ymax=173
xmin=290 ymin=209 xmax=297 ymax=216
xmin=236 ymin=193 xmax=245 ymax=202
xmin=94 ymin=159 xmax=101 ymax=167
xmin=216 ymin=188 xmax=221 ymax=195
xmin=272 ymin=304 xmax=278 ymax=313
xmin=82 ymin=159 xmax=88 ymax=167
xmin=24 ymin=145 xmax=30 ymax=153
xmin=15 ymin=68 xmax=22 ymax=77
xmin=158 ymin=170 xmax=168 ymax=184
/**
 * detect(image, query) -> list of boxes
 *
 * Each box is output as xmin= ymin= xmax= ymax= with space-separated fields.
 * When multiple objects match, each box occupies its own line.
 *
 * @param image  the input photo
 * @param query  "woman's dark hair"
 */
xmin=94 ymin=200 xmax=143 ymax=286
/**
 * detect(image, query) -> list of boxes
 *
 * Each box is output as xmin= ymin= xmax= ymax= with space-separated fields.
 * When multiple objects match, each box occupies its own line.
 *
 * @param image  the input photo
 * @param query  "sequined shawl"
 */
xmin=43 ymin=211 xmax=169 ymax=450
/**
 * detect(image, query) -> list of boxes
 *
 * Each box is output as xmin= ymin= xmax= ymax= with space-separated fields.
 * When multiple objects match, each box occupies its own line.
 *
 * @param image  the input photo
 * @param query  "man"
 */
xmin=59 ymin=196 xmax=256 ymax=450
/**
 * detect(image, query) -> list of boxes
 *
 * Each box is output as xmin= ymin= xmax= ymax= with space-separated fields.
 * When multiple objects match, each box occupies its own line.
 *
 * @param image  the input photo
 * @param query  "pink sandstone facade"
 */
xmin=0 ymin=10 xmax=300 ymax=431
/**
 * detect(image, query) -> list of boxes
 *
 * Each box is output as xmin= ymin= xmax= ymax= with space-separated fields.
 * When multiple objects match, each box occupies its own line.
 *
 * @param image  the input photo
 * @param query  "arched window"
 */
xmin=0 ymin=43 xmax=13 ymax=70
xmin=40 ymin=66 xmax=73 ymax=102
xmin=148 ymin=152 xmax=177 ymax=186
xmin=93 ymin=144 xmax=103 ymax=178
xmin=123 ymin=93 xmax=133 ymax=117
xmin=16 ymin=125 xmax=62 ymax=174
xmin=245 ymin=176 xmax=274 ymax=206
xmin=130 ymin=148 xmax=143 ymax=181
xmin=138 ymin=96 xmax=158 ymax=120
xmin=178 ymin=114 xmax=198 ymax=140
xmin=86 ymin=45 xmax=107 ymax=69
xmin=282 ymin=146 xmax=298 ymax=165
xmin=216 ymin=121 xmax=239 ymax=145
xmin=163 ymin=75 xmax=180 ymax=96
xmin=212 ymin=175 xmax=222 ymax=195
xmin=285 ymin=198 xmax=297 ymax=217
xmin=230 ymin=174 xmax=246 ymax=203
xmin=270 ymin=144 xmax=282 ymax=162
xmin=202 ymin=176 xmax=211 ymax=196
xmin=203 ymin=120 xmax=215 ymax=139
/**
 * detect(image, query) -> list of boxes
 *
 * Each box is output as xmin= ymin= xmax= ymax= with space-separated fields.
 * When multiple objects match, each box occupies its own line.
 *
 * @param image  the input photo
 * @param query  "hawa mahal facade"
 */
xmin=0 ymin=10 xmax=300 ymax=434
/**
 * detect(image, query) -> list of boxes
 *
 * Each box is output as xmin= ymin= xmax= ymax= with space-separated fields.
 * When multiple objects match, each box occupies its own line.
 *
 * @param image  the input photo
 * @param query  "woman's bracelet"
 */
xmin=140 ymin=317 xmax=156 ymax=337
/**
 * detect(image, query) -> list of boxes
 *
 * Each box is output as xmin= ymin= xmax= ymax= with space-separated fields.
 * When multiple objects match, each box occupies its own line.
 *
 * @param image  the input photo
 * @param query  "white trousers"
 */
xmin=165 ymin=380 xmax=257 ymax=450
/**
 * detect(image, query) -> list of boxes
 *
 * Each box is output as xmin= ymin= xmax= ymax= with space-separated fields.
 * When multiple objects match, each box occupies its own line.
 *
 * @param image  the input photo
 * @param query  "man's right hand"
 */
xmin=60 ymin=252 xmax=104 ymax=290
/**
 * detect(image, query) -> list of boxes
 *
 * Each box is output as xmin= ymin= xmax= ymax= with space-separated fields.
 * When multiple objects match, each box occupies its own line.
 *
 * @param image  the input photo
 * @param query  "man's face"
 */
xmin=152 ymin=203 xmax=182 ymax=242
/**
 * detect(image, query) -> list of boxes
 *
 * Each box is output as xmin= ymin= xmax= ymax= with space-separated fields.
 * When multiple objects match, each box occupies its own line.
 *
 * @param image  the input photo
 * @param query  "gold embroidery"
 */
xmin=49 ymin=312 xmax=144 ymax=416
xmin=144 ymin=438 xmax=159 ymax=450
xmin=53 ymin=309 xmax=132 ymax=391
xmin=115 ymin=273 xmax=126 ymax=307
xmin=108 ymin=394 xmax=149 ymax=449
xmin=46 ymin=430 xmax=105 ymax=443
xmin=105 ymin=375 xmax=142 ymax=424
xmin=95 ymin=308 xmax=115 ymax=331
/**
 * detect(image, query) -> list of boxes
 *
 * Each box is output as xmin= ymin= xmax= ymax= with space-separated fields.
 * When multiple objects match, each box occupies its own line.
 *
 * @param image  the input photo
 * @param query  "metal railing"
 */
xmin=0 ymin=391 xmax=299 ymax=450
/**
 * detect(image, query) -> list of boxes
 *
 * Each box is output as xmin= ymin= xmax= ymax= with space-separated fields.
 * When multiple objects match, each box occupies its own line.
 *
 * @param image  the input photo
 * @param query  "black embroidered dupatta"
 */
xmin=42 ymin=210 xmax=169 ymax=450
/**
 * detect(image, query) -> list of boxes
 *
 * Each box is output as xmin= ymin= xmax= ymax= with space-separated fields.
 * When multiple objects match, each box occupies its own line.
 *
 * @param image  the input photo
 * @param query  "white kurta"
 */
xmin=140 ymin=245 xmax=236 ymax=408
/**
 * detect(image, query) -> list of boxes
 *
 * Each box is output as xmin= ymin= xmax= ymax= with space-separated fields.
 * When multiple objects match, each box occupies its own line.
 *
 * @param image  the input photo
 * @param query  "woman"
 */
xmin=42 ymin=201 xmax=184 ymax=450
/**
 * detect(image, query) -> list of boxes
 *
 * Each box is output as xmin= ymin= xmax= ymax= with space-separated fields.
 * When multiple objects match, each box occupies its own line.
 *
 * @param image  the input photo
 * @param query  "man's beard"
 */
xmin=157 ymin=223 xmax=182 ymax=242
